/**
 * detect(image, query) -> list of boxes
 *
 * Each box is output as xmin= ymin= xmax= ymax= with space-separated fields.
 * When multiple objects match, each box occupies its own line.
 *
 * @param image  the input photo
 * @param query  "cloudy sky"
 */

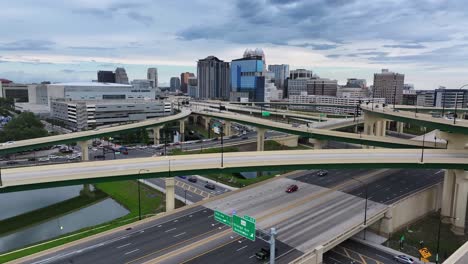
xmin=1 ymin=0 xmax=467 ymax=89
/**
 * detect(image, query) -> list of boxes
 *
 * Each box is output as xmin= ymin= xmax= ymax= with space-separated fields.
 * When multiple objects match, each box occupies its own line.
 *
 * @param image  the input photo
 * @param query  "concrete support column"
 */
xmin=441 ymin=170 xmax=456 ymax=222
xmin=165 ymin=177 xmax=175 ymax=212
xmin=380 ymin=120 xmax=387 ymax=137
xmin=179 ymin=120 xmax=185 ymax=142
xmin=315 ymin=245 xmax=324 ymax=264
xmin=309 ymin=139 xmax=327 ymax=150
xmin=451 ymin=170 xmax=468 ymax=235
xmin=375 ymin=121 xmax=382 ymax=137
xmin=204 ymin=117 xmax=211 ymax=130
xmin=78 ymin=140 xmax=89 ymax=161
xmin=224 ymin=121 xmax=232 ymax=137
xmin=397 ymin=122 xmax=404 ymax=134
xmin=153 ymin=126 xmax=162 ymax=145
xmin=257 ymin=127 xmax=266 ymax=151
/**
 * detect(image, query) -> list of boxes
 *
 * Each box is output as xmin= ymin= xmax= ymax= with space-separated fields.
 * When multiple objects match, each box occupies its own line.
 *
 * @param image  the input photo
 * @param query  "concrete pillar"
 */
xmin=165 ymin=177 xmax=175 ymax=212
xmin=451 ymin=170 xmax=468 ymax=235
xmin=380 ymin=120 xmax=387 ymax=137
xmin=315 ymin=245 xmax=324 ymax=264
xmin=397 ymin=122 xmax=404 ymax=134
xmin=204 ymin=117 xmax=211 ymax=130
xmin=257 ymin=127 xmax=266 ymax=151
xmin=436 ymin=131 xmax=468 ymax=150
xmin=224 ymin=120 xmax=232 ymax=137
xmin=441 ymin=170 xmax=456 ymax=222
xmin=179 ymin=120 xmax=185 ymax=142
xmin=78 ymin=140 xmax=89 ymax=161
xmin=375 ymin=121 xmax=382 ymax=137
xmin=309 ymin=139 xmax=326 ymax=150
xmin=153 ymin=126 xmax=162 ymax=145
xmin=80 ymin=184 xmax=94 ymax=197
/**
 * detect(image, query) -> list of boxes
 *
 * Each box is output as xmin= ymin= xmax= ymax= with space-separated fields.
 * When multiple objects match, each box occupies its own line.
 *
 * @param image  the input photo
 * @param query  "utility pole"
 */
xmin=270 ymin=227 xmax=277 ymax=264
xmin=221 ymin=125 xmax=224 ymax=167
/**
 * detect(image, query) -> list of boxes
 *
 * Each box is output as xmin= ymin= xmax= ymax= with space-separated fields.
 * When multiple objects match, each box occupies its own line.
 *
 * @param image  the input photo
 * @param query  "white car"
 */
xmin=38 ymin=157 xmax=50 ymax=162
xmin=394 ymin=255 xmax=414 ymax=264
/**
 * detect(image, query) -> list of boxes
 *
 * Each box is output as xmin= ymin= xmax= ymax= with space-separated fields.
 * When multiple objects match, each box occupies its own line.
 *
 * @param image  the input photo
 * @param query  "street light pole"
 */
xmin=352 ymin=177 xmax=368 ymax=240
xmin=138 ymin=169 xmax=149 ymax=220
xmin=421 ymin=127 xmax=426 ymax=163
xmin=453 ymin=84 xmax=468 ymax=125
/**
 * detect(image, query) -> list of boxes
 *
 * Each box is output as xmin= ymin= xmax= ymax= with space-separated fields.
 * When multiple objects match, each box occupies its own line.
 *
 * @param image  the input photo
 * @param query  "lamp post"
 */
xmin=220 ymin=125 xmax=224 ymax=167
xmin=436 ymin=215 xmax=458 ymax=264
xmin=184 ymin=189 xmax=187 ymax=205
xmin=138 ymin=169 xmax=149 ymax=220
xmin=352 ymin=177 xmax=368 ymax=240
xmin=453 ymin=84 xmax=468 ymax=125
xmin=442 ymin=89 xmax=446 ymax=117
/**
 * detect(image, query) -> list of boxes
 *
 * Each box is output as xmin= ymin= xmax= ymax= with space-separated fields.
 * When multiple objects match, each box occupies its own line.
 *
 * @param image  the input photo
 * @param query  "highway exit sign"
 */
xmin=262 ymin=111 xmax=270 ymax=117
xmin=233 ymin=215 xmax=255 ymax=241
xmin=214 ymin=210 xmax=232 ymax=227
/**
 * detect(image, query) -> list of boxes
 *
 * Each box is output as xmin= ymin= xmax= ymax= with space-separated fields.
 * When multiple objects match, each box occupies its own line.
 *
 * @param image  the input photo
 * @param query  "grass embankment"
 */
xmin=0 ymin=189 xmax=108 ymax=236
xmin=0 ymin=180 xmax=168 ymax=263
xmin=386 ymin=212 xmax=468 ymax=263
xmin=203 ymin=172 xmax=283 ymax=188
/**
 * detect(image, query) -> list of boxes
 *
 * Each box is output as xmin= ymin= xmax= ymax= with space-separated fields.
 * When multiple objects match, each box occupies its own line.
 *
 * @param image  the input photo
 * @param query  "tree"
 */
xmin=0 ymin=112 xmax=48 ymax=142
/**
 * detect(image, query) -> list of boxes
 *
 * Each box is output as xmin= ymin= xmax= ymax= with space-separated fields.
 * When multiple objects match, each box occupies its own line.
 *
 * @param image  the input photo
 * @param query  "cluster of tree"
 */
xmin=113 ymin=128 xmax=150 ymax=145
xmin=0 ymin=97 xmax=14 ymax=116
xmin=0 ymin=112 xmax=48 ymax=142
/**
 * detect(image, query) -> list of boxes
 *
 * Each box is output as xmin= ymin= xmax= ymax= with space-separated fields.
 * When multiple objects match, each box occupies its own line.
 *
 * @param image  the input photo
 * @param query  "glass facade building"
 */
xmin=231 ymin=56 xmax=265 ymax=102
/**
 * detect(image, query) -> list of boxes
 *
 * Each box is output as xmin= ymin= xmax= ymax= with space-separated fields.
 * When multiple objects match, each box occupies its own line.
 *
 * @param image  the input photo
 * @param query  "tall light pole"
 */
xmin=453 ymin=84 xmax=468 ymax=125
xmin=421 ymin=127 xmax=426 ymax=163
xmin=436 ymin=214 xmax=458 ymax=264
xmin=138 ymin=169 xmax=149 ymax=220
xmin=220 ymin=125 xmax=224 ymax=167
xmin=352 ymin=177 xmax=368 ymax=240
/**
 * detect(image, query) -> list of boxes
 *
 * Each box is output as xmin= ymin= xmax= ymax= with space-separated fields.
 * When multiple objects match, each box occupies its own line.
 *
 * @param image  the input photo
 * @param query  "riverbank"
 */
xmin=0 ymin=180 xmax=168 ymax=263
xmin=0 ymin=188 xmax=107 ymax=236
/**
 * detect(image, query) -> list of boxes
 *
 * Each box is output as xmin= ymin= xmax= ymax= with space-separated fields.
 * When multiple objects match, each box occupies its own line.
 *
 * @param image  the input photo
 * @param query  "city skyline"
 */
xmin=1 ymin=0 xmax=468 ymax=88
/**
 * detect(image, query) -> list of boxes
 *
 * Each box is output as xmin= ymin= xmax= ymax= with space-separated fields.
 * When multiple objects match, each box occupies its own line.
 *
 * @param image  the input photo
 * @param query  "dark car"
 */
xmin=255 ymin=247 xmax=278 ymax=260
xmin=205 ymin=183 xmax=216 ymax=190
xmin=188 ymin=176 xmax=198 ymax=183
xmin=286 ymin=184 xmax=298 ymax=193
xmin=393 ymin=255 xmax=414 ymax=264
xmin=241 ymin=136 xmax=248 ymax=140
xmin=317 ymin=170 xmax=328 ymax=177
xmin=178 ymin=175 xmax=187 ymax=179
xmin=6 ymin=160 xmax=18 ymax=165
xmin=27 ymin=157 xmax=36 ymax=162
xmin=94 ymin=155 xmax=105 ymax=160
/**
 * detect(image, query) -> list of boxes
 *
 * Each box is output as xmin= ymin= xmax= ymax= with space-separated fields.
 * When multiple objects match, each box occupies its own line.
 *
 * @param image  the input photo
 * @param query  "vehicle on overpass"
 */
xmin=286 ymin=184 xmax=299 ymax=193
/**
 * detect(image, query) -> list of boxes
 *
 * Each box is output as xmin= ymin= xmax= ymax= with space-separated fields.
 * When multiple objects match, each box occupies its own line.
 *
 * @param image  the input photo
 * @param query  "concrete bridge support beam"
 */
xmin=397 ymin=122 xmax=404 ymax=134
xmin=153 ymin=126 xmax=162 ymax=145
xmin=441 ymin=170 xmax=456 ymax=223
xmin=309 ymin=139 xmax=327 ymax=150
xmin=179 ymin=120 xmax=185 ymax=142
xmin=78 ymin=140 xmax=89 ymax=161
xmin=257 ymin=127 xmax=266 ymax=151
xmin=224 ymin=120 xmax=232 ymax=137
xmin=165 ymin=177 xmax=175 ymax=212
xmin=204 ymin=117 xmax=211 ymax=131
xmin=451 ymin=170 xmax=468 ymax=235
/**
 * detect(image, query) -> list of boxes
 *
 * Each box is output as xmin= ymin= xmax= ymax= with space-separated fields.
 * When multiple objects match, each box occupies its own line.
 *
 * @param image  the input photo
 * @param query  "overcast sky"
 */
xmin=1 ymin=0 xmax=467 ymax=89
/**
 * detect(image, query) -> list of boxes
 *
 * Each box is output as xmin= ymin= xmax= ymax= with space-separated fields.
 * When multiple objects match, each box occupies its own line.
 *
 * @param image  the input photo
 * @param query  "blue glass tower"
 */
xmin=230 ymin=56 xmax=265 ymax=102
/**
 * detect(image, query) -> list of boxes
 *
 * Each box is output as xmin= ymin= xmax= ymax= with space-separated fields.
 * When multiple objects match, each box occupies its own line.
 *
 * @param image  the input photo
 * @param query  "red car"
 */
xmin=286 ymin=184 xmax=298 ymax=193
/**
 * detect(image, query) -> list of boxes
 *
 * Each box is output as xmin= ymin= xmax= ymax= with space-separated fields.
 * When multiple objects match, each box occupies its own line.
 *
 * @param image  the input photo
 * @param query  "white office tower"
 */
xmin=147 ymin=68 xmax=158 ymax=88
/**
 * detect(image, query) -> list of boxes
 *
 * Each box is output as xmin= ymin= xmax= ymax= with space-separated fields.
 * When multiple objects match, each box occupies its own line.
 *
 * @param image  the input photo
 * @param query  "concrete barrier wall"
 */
xmin=371 ymin=182 xmax=442 ymax=237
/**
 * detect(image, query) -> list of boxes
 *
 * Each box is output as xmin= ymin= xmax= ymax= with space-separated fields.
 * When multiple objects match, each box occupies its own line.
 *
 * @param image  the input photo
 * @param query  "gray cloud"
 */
xmin=68 ymin=46 xmax=116 ymax=51
xmin=73 ymin=1 xmax=153 ymax=26
xmin=0 ymin=40 xmax=55 ymax=51
xmin=127 ymin=11 xmax=153 ymax=26
xmin=383 ymin=44 xmax=426 ymax=49
xmin=293 ymin=43 xmax=339 ymax=50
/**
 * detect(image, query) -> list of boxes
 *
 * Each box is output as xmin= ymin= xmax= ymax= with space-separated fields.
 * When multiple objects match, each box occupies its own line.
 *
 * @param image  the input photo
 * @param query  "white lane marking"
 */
xmin=165 ymin=228 xmax=177 ymax=233
xmin=189 ymin=215 xmax=193 ymax=217
xmin=249 ymin=255 xmax=256 ymax=259
xmin=329 ymin=257 xmax=342 ymax=263
xmin=207 ymin=214 xmax=214 ymax=218
xmin=174 ymin=232 xmax=186 ymax=237
xmin=376 ymin=254 xmax=391 ymax=260
xmin=237 ymin=245 xmax=248 ymax=251
xmin=173 ymin=219 xmax=178 ymax=222
xmin=117 ymin=243 xmax=131 ymax=249
xmin=158 ymin=225 xmax=162 ymax=227
xmin=124 ymin=249 xmax=140 ymax=255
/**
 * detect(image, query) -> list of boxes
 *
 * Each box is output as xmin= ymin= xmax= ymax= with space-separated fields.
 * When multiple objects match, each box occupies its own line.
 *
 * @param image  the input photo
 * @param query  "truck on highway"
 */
xmin=255 ymin=247 xmax=277 ymax=260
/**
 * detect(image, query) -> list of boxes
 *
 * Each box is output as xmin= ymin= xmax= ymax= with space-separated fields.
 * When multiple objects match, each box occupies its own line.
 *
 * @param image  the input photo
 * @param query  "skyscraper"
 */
xmin=115 ymin=67 xmax=129 ymax=84
xmin=170 ymin=77 xmax=181 ymax=92
xmin=373 ymin=69 xmax=404 ymax=105
xmin=97 ymin=71 xmax=115 ymax=83
xmin=290 ymin=69 xmax=313 ymax=79
xmin=147 ymin=68 xmax=158 ymax=88
xmin=231 ymin=54 xmax=265 ymax=102
xmin=197 ymin=56 xmax=230 ymax=99
xmin=180 ymin=72 xmax=195 ymax=93
xmin=268 ymin=64 xmax=289 ymax=94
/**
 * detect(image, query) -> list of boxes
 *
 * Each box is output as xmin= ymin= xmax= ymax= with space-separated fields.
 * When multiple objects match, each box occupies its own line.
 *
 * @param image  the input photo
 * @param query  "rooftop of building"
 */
xmin=0 ymin=78 xmax=13 ymax=84
xmin=199 ymin=56 xmax=224 ymax=62
xmin=232 ymin=55 xmax=263 ymax=62
xmin=49 ymin=82 xmax=132 ymax=87
xmin=51 ymin=98 xmax=169 ymax=105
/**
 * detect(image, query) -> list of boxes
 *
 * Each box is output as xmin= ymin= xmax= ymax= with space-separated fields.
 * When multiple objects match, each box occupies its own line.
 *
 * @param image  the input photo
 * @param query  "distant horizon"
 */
xmin=1 ymin=1 xmax=468 ymax=89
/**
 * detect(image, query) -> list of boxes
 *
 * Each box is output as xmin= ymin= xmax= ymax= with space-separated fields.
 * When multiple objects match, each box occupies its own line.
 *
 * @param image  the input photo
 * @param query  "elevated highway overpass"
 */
xmin=193 ymin=109 xmax=445 ymax=149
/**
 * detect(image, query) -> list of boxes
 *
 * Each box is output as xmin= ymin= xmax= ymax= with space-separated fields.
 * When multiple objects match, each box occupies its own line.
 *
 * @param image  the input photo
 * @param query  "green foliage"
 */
xmin=0 ymin=112 xmax=48 ymax=142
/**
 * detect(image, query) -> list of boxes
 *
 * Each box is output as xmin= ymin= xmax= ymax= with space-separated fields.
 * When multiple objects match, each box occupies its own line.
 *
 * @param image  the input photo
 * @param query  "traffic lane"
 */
xmin=340 ymin=239 xmax=398 ymax=264
xmin=38 ymin=208 xmax=223 ymax=264
xmin=177 ymin=176 xmax=231 ymax=196
xmin=185 ymin=236 xmax=302 ymax=264
xmin=25 ymin=206 xmax=209 ymax=264
xmin=145 ymin=178 xmax=205 ymax=203
xmin=324 ymin=249 xmax=356 ymax=264
xmin=347 ymin=169 xmax=444 ymax=204
xmin=291 ymin=169 xmax=377 ymax=188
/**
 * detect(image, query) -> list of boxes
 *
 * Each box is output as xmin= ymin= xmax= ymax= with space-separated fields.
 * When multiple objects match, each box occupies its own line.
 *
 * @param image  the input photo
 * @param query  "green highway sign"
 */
xmin=233 ymin=215 xmax=256 ymax=241
xmin=214 ymin=210 xmax=232 ymax=227
xmin=244 ymin=215 xmax=256 ymax=223
xmin=262 ymin=111 xmax=270 ymax=117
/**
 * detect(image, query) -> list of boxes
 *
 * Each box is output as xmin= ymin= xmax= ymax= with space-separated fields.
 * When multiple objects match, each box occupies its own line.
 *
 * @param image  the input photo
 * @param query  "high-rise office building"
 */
xmin=97 ymin=71 xmax=115 ymax=83
xmin=268 ymin=64 xmax=289 ymax=95
xmin=170 ymin=77 xmax=181 ymax=92
xmin=416 ymin=90 xmax=436 ymax=107
xmin=230 ymin=55 xmax=265 ymax=102
xmin=345 ymin=78 xmax=367 ymax=88
xmin=188 ymin=76 xmax=198 ymax=98
xmin=147 ymin=68 xmax=158 ymax=88
xmin=115 ymin=67 xmax=129 ymax=84
xmin=290 ymin=69 xmax=313 ymax=79
xmin=306 ymin=78 xmax=338 ymax=97
xmin=197 ymin=56 xmax=230 ymax=99
xmin=373 ymin=69 xmax=404 ymax=105
xmin=180 ymin=72 xmax=195 ymax=93
xmin=435 ymin=88 xmax=468 ymax=109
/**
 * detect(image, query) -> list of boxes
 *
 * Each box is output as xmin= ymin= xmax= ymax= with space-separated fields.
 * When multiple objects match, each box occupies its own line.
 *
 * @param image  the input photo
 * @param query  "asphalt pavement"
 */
xmin=324 ymin=239 xmax=399 ymax=264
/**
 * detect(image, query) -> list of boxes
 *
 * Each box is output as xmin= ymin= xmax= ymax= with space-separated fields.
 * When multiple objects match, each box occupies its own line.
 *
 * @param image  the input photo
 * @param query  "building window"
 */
xmin=103 ymin=95 xmax=126 ymax=99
